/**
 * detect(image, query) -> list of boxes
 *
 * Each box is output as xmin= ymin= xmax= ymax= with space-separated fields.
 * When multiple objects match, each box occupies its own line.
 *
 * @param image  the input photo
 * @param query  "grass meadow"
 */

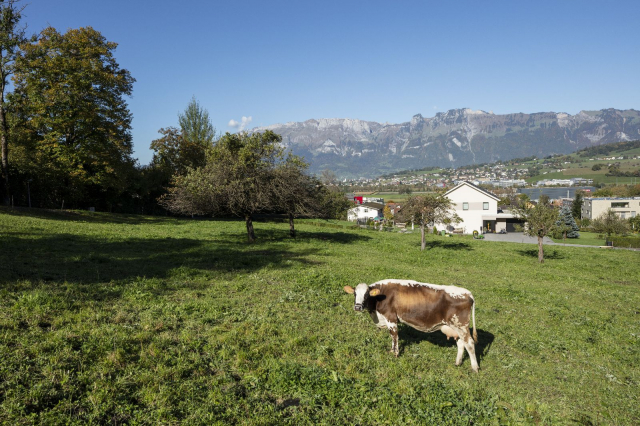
xmin=549 ymin=232 xmax=607 ymax=246
xmin=1 ymin=207 xmax=639 ymax=424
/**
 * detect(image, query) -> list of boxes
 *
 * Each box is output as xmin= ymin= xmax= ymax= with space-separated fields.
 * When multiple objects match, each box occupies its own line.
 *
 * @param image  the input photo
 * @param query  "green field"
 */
xmin=1 ymin=207 xmax=639 ymax=424
xmin=550 ymin=231 xmax=609 ymax=246
xmin=358 ymin=192 xmax=435 ymax=202
xmin=525 ymin=146 xmax=640 ymax=185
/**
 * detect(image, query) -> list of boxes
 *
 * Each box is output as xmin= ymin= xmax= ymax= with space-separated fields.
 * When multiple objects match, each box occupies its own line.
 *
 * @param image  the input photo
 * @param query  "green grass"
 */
xmin=1 ymin=207 xmax=639 ymax=424
xmin=550 ymin=231 xmax=608 ymax=246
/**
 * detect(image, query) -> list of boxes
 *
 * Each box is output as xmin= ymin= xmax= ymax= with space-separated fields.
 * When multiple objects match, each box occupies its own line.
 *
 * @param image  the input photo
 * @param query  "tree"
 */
xmin=512 ymin=196 xmax=557 ymax=263
xmin=0 ymin=0 xmax=29 ymax=205
xmin=320 ymin=169 xmax=338 ymax=186
xmin=398 ymin=185 xmax=412 ymax=195
xmin=161 ymin=131 xmax=286 ymax=242
xmin=150 ymin=127 xmax=208 ymax=176
xmin=571 ymin=190 xmax=584 ymax=221
xmin=10 ymin=26 xmax=135 ymax=208
xmin=317 ymin=187 xmax=353 ymax=220
xmin=591 ymin=164 xmax=602 ymax=171
xmin=271 ymin=155 xmax=319 ymax=238
xmin=383 ymin=204 xmax=393 ymax=223
xmin=178 ymin=96 xmax=216 ymax=147
xmin=555 ymin=205 xmax=580 ymax=240
xmin=397 ymin=194 xmax=460 ymax=251
xmin=591 ymin=209 xmax=630 ymax=237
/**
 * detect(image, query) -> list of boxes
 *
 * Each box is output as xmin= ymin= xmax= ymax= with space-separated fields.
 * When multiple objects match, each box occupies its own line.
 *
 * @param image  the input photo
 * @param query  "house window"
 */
xmin=632 ymin=211 xmax=637 ymax=217
xmin=483 ymin=202 xmax=489 ymax=210
xmin=463 ymin=202 xmax=469 ymax=211
xmin=611 ymin=202 xmax=629 ymax=208
xmin=364 ymin=208 xmax=368 ymax=212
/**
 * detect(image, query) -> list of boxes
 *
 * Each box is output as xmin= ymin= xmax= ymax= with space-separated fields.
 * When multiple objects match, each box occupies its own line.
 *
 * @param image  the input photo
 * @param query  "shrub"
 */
xmin=606 ymin=236 xmax=640 ymax=248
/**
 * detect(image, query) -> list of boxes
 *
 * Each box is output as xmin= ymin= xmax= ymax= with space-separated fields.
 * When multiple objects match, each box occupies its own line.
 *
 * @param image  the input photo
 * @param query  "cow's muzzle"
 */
xmin=354 ymin=304 xmax=363 ymax=311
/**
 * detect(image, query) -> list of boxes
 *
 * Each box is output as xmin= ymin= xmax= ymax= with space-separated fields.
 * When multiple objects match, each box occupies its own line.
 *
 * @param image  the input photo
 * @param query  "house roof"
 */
xmin=444 ymin=181 xmax=500 ymax=201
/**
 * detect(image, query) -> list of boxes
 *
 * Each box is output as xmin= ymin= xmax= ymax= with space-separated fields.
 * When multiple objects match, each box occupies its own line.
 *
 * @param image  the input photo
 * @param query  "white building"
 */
xmin=347 ymin=202 xmax=384 ymax=222
xmin=439 ymin=181 xmax=522 ymax=234
xmin=582 ymin=197 xmax=640 ymax=220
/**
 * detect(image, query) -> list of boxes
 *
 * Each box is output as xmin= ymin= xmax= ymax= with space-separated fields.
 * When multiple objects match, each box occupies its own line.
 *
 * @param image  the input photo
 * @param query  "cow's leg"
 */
xmin=388 ymin=323 xmax=399 ymax=357
xmin=455 ymin=338 xmax=465 ymax=366
xmin=462 ymin=335 xmax=479 ymax=372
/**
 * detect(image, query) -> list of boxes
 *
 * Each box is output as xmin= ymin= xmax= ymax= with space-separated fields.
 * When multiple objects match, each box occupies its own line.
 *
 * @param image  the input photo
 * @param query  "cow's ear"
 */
xmin=369 ymin=288 xmax=380 ymax=297
xmin=343 ymin=286 xmax=355 ymax=294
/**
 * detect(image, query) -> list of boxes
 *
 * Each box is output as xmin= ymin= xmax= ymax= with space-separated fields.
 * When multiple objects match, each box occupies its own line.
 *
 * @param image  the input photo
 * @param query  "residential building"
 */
xmin=439 ymin=181 xmax=522 ymax=234
xmin=581 ymin=197 xmax=640 ymax=220
xmin=347 ymin=202 xmax=385 ymax=222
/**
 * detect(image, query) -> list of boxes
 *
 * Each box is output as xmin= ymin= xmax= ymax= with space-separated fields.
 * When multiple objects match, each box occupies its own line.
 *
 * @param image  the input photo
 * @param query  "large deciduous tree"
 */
xmin=161 ymin=130 xmax=287 ymax=242
xmin=397 ymin=194 xmax=460 ymax=251
xmin=10 ymin=26 xmax=135 ymax=208
xmin=512 ymin=195 xmax=558 ymax=263
xmin=0 ymin=0 xmax=28 ymax=205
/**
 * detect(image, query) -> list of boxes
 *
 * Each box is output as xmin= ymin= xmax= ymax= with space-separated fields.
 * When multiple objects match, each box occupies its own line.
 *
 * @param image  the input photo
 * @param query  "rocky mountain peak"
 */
xmin=249 ymin=108 xmax=640 ymax=178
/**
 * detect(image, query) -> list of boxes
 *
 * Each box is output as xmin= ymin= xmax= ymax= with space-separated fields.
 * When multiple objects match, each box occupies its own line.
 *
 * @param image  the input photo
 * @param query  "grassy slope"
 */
xmin=1 ymin=207 xmax=639 ymax=424
xmin=525 ymin=147 xmax=640 ymax=185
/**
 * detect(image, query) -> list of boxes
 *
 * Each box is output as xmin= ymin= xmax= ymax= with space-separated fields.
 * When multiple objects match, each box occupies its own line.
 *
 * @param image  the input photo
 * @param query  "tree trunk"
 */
xmin=420 ymin=223 xmax=426 ymax=251
xmin=245 ymin=214 xmax=256 ymax=243
xmin=0 ymin=102 xmax=9 ymax=206
xmin=288 ymin=212 xmax=296 ymax=238
xmin=537 ymin=235 xmax=544 ymax=263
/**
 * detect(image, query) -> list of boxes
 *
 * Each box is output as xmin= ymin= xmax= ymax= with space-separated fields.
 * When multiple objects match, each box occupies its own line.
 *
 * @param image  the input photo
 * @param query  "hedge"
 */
xmin=606 ymin=236 xmax=640 ymax=248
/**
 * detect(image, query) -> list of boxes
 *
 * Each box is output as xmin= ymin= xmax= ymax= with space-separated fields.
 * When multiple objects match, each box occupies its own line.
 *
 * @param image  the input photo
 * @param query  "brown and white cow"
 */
xmin=344 ymin=279 xmax=479 ymax=372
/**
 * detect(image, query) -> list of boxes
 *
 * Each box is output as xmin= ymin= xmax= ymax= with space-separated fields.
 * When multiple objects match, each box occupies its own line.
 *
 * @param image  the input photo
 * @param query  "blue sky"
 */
xmin=23 ymin=0 xmax=640 ymax=165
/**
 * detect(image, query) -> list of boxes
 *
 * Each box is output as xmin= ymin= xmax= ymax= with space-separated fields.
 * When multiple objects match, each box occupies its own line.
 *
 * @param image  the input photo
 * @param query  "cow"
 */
xmin=343 ymin=279 xmax=479 ymax=372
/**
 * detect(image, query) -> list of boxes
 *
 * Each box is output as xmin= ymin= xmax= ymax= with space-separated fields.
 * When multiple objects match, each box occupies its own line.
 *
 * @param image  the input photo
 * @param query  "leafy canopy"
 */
xmin=9 ymin=26 xmax=135 ymax=205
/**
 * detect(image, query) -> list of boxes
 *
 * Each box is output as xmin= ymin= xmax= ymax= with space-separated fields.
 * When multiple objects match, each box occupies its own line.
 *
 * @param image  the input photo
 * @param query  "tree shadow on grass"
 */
xmin=423 ymin=240 xmax=473 ymax=251
xmin=218 ymin=228 xmax=372 ymax=245
xmin=400 ymin=326 xmax=495 ymax=364
xmin=0 ymin=231 xmax=324 ymax=301
xmin=0 ymin=206 xmax=178 ymax=225
xmin=516 ymin=248 xmax=565 ymax=260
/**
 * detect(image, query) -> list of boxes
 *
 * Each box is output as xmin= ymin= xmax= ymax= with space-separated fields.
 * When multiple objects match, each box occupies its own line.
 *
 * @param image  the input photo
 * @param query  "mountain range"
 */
xmin=250 ymin=108 xmax=640 ymax=178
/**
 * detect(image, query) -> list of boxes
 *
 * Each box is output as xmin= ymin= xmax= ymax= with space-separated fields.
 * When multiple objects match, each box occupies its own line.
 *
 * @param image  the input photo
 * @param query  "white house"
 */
xmin=439 ymin=181 xmax=521 ymax=234
xmin=347 ymin=202 xmax=384 ymax=222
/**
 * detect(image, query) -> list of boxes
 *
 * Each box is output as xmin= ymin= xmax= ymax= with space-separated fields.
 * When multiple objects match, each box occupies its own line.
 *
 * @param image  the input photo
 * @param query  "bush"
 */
xmin=606 ymin=237 xmax=640 ymax=248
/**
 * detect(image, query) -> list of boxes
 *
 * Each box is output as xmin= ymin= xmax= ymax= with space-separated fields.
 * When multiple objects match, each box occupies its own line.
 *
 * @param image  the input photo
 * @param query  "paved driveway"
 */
xmin=480 ymin=232 xmax=553 ymax=244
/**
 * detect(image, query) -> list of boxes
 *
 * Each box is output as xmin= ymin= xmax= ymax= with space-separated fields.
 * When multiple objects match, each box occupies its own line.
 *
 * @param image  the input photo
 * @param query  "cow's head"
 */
xmin=343 ymin=283 xmax=380 ymax=312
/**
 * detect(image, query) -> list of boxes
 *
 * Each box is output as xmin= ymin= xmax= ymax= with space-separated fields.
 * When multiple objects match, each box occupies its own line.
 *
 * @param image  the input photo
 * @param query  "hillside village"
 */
xmin=341 ymin=144 xmax=640 ymax=239
xmin=340 ymin=150 xmax=640 ymax=191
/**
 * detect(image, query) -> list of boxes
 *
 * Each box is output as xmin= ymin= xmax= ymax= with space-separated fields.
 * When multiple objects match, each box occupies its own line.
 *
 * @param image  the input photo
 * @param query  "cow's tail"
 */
xmin=472 ymin=298 xmax=478 ymax=343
